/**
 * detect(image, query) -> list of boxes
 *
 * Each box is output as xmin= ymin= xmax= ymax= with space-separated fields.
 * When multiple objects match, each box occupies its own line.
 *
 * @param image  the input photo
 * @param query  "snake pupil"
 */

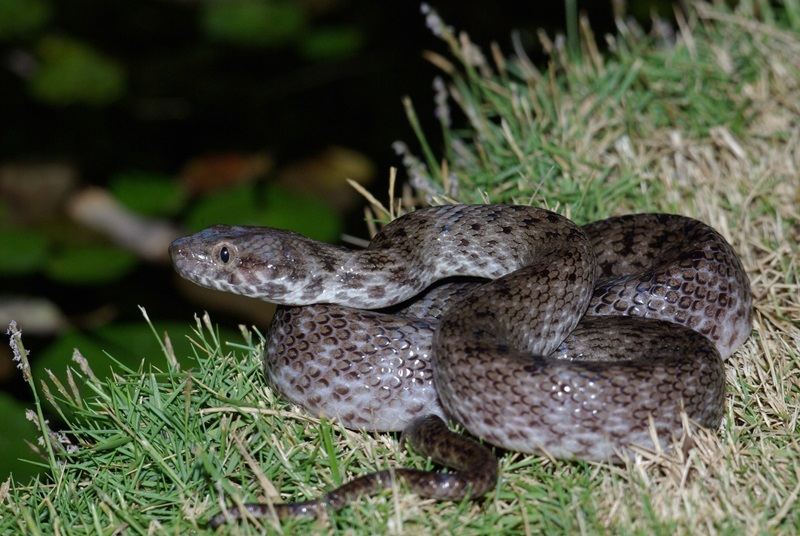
xmin=219 ymin=246 xmax=230 ymax=264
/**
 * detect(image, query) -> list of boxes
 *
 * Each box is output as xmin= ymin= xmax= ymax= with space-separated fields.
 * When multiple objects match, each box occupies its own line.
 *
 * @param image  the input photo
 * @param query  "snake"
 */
xmin=169 ymin=204 xmax=752 ymax=526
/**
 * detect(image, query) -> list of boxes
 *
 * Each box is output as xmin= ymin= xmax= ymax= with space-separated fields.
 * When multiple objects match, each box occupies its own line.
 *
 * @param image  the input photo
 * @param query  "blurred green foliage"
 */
xmin=45 ymin=246 xmax=138 ymax=285
xmin=0 ymin=228 xmax=138 ymax=285
xmin=199 ymin=0 xmax=364 ymax=59
xmin=201 ymin=0 xmax=307 ymax=48
xmin=0 ymin=0 xmax=51 ymax=40
xmin=0 ymin=230 xmax=50 ymax=275
xmin=109 ymin=171 xmax=185 ymax=217
xmin=5 ymin=0 xmax=364 ymax=108
xmin=300 ymin=25 xmax=365 ymax=61
xmin=185 ymin=182 xmax=342 ymax=242
xmin=29 ymin=35 xmax=126 ymax=106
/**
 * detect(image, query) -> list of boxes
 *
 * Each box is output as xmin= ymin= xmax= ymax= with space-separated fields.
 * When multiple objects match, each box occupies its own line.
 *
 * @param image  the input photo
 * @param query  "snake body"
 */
xmin=169 ymin=204 xmax=752 ymax=524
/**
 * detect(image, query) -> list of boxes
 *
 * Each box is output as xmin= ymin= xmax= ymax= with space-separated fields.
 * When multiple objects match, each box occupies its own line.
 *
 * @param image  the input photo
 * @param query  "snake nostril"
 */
xmin=167 ymin=244 xmax=184 ymax=263
xmin=168 ymin=236 xmax=187 ymax=257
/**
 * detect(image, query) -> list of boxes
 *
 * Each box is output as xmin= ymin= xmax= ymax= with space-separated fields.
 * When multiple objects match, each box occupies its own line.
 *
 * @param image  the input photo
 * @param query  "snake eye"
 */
xmin=219 ymin=246 xmax=230 ymax=264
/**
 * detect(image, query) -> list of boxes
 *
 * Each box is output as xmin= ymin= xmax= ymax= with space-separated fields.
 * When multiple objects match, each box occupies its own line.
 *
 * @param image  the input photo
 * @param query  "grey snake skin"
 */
xmin=169 ymin=204 xmax=752 ymax=526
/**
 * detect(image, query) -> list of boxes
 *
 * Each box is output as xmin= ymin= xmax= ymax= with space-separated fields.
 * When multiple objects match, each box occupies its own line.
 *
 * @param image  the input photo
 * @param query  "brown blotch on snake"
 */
xmin=169 ymin=205 xmax=752 ymax=527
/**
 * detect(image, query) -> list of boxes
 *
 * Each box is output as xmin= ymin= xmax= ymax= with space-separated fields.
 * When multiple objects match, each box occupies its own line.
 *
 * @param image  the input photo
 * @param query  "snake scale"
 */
xmin=169 ymin=204 xmax=752 ymax=526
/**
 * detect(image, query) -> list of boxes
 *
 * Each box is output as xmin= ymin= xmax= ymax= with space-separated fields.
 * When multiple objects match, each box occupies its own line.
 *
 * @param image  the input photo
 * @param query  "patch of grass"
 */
xmin=2 ymin=1 xmax=799 ymax=534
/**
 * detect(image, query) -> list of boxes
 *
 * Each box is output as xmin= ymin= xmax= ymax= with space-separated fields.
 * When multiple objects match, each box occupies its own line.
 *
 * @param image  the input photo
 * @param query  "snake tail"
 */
xmin=206 ymin=415 xmax=497 ymax=527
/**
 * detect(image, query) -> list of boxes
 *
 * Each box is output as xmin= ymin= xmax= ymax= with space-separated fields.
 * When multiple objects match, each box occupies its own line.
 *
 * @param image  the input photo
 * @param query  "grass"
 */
xmin=2 ymin=1 xmax=800 ymax=534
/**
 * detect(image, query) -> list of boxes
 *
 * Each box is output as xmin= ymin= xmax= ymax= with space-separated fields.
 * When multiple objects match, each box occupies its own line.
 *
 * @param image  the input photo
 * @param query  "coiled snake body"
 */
xmin=169 ymin=205 xmax=752 ymax=525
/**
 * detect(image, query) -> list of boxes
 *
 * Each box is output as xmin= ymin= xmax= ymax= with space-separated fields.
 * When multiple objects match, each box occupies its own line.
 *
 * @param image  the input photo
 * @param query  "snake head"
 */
xmin=169 ymin=224 xmax=310 ymax=301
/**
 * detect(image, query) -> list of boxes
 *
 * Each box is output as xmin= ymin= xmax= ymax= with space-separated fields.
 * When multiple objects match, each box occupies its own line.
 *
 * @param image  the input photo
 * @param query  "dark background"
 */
xmin=1 ymin=1 xmax=637 ymax=185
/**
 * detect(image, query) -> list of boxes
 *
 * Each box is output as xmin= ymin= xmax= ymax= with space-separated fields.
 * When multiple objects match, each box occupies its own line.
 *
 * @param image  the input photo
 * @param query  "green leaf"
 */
xmin=257 ymin=184 xmax=341 ymax=243
xmin=45 ymin=246 xmax=137 ymax=284
xmin=185 ymin=183 xmax=260 ymax=231
xmin=109 ymin=171 xmax=184 ymax=216
xmin=0 ymin=0 xmax=51 ymax=40
xmin=201 ymin=0 xmax=306 ymax=48
xmin=0 ymin=228 xmax=49 ymax=275
xmin=186 ymin=183 xmax=342 ymax=243
xmin=299 ymin=26 xmax=364 ymax=61
xmin=29 ymin=36 xmax=126 ymax=106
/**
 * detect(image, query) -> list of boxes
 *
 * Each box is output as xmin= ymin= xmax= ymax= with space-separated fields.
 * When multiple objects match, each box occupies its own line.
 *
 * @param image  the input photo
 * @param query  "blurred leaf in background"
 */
xmin=0 ymin=0 xmax=52 ymax=40
xmin=300 ymin=25 xmax=364 ymax=60
xmin=44 ymin=245 xmax=138 ymax=284
xmin=0 ymin=229 xmax=50 ymax=275
xmin=109 ymin=171 xmax=185 ymax=217
xmin=200 ymin=0 xmax=306 ymax=48
xmin=199 ymin=0 xmax=364 ymax=60
xmin=185 ymin=182 xmax=342 ymax=242
xmin=29 ymin=35 xmax=126 ymax=106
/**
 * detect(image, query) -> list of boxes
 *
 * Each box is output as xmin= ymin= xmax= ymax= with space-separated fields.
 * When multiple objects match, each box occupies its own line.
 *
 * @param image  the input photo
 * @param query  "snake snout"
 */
xmin=167 ymin=238 xmax=182 ymax=260
xmin=168 ymin=235 xmax=212 ymax=280
xmin=168 ymin=236 xmax=192 ymax=266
